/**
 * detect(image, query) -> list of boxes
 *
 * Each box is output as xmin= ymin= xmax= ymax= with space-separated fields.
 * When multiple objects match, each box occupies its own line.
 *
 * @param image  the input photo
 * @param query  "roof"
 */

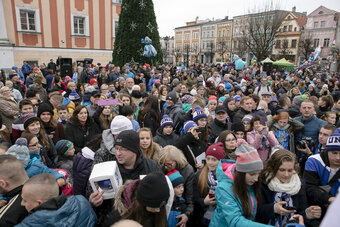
xmin=308 ymin=5 xmax=338 ymax=17
xmin=291 ymin=12 xmax=307 ymax=28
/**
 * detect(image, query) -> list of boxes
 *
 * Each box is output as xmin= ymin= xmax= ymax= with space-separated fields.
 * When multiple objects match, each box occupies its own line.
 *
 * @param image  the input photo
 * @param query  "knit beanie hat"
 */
xmin=242 ymin=114 xmax=253 ymax=123
xmin=182 ymin=94 xmax=194 ymax=104
xmin=219 ymin=96 xmax=226 ymax=103
xmin=69 ymin=90 xmax=81 ymax=101
xmin=209 ymin=96 xmax=217 ymax=101
xmin=326 ymin=133 xmax=340 ymax=152
xmin=55 ymin=140 xmax=74 ymax=155
xmin=23 ymin=113 xmax=40 ymax=129
xmin=160 ymin=115 xmax=173 ymax=129
xmin=235 ymin=144 xmax=263 ymax=173
xmin=115 ymin=130 xmax=140 ymax=154
xmin=183 ymin=120 xmax=197 ymax=135
xmin=137 ymin=172 xmax=170 ymax=208
xmin=110 ymin=115 xmax=133 ymax=135
xmin=166 ymin=92 xmax=178 ymax=103
xmin=293 ymin=95 xmax=304 ymax=107
xmin=37 ymin=103 xmax=54 ymax=118
xmin=231 ymin=122 xmax=245 ymax=133
xmin=206 ymin=142 xmax=225 ymax=160
xmin=90 ymin=78 xmax=98 ymax=85
xmin=234 ymin=86 xmax=242 ymax=93
xmin=6 ymin=138 xmax=30 ymax=166
xmin=234 ymin=95 xmax=242 ymax=102
xmin=166 ymin=170 xmax=185 ymax=188
xmin=193 ymin=106 xmax=207 ymax=122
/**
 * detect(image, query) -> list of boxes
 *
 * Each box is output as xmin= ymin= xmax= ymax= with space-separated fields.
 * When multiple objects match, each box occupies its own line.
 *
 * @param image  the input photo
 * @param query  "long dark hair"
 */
xmin=233 ymin=171 xmax=262 ymax=219
xmin=218 ymin=130 xmax=237 ymax=158
xmin=69 ymin=105 xmax=89 ymax=124
xmin=123 ymin=200 xmax=167 ymax=227
xmin=138 ymin=95 xmax=160 ymax=128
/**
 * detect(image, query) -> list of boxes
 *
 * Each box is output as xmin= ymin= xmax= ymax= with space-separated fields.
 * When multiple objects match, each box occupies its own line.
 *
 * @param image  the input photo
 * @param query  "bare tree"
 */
xmin=182 ymin=44 xmax=194 ymax=68
xmin=174 ymin=47 xmax=182 ymax=66
xmin=207 ymin=40 xmax=215 ymax=63
xmin=299 ymin=36 xmax=314 ymax=61
xmin=233 ymin=38 xmax=248 ymax=58
xmin=239 ymin=6 xmax=286 ymax=61
xmin=216 ymin=39 xmax=229 ymax=62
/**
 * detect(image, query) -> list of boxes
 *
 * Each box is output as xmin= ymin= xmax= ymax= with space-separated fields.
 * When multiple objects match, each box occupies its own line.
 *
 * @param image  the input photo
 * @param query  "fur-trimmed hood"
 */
xmin=113 ymin=179 xmax=140 ymax=216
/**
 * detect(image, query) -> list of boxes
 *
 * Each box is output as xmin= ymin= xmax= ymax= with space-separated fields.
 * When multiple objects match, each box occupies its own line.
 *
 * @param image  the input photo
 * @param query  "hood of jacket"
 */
xmin=102 ymin=129 xmax=115 ymax=155
xmin=114 ymin=179 xmax=140 ymax=216
xmin=216 ymin=159 xmax=236 ymax=184
xmin=31 ymin=194 xmax=67 ymax=213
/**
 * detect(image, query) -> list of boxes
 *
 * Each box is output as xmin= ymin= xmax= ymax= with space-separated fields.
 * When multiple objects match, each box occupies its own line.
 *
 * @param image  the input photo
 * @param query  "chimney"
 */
xmin=292 ymin=6 xmax=296 ymax=12
xmin=196 ymin=16 xmax=198 ymax=23
xmin=303 ymin=11 xmax=307 ymax=16
xmin=225 ymin=16 xmax=228 ymax=20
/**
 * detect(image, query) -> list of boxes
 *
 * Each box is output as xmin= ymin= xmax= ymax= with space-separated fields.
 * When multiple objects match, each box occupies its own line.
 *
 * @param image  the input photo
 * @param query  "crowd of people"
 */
xmin=0 ymin=59 xmax=339 ymax=227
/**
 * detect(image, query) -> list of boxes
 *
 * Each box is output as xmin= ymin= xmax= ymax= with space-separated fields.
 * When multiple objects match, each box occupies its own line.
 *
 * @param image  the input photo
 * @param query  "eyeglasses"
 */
xmin=163 ymin=162 xmax=175 ymax=168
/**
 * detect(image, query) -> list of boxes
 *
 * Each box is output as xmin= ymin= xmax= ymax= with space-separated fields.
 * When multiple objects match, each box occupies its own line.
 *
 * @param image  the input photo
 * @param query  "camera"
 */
xmin=296 ymin=137 xmax=314 ymax=150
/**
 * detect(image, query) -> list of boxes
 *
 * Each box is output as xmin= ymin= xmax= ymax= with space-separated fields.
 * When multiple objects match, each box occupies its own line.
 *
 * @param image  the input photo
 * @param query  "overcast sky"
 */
xmin=153 ymin=0 xmax=340 ymax=37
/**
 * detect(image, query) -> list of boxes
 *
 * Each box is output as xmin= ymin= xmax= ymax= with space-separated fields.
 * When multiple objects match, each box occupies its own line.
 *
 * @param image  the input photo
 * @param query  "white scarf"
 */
xmin=268 ymin=173 xmax=301 ymax=196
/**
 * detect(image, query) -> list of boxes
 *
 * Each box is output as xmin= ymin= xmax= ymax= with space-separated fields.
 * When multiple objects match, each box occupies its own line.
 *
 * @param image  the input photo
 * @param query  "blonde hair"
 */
xmin=158 ymin=145 xmax=188 ymax=169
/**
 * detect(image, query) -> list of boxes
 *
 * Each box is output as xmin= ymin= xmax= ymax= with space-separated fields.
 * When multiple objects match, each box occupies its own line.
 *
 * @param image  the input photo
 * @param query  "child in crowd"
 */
xmin=206 ymin=96 xmax=217 ymax=119
xmin=56 ymin=105 xmax=70 ymax=126
xmin=12 ymin=99 xmax=34 ymax=141
xmin=167 ymin=170 xmax=187 ymax=227
xmin=55 ymin=140 xmax=75 ymax=184
xmin=153 ymin=115 xmax=179 ymax=148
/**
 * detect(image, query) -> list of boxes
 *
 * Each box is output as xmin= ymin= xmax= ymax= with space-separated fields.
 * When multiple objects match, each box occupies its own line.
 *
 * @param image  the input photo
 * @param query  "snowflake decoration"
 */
xmin=130 ymin=57 xmax=139 ymax=66
xmin=138 ymin=47 xmax=144 ymax=56
xmin=146 ymin=22 xmax=154 ymax=33
xmin=115 ymin=47 xmax=121 ymax=55
xmin=122 ymin=4 xmax=127 ymax=11
xmin=139 ymin=0 xmax=146 ymax=9
xmin=130 ymin=21 xmax=137 ymax=31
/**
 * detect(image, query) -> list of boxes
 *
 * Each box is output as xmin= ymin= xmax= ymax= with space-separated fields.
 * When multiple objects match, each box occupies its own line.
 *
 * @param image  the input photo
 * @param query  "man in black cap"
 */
xmin=163 ymin=92 xmax=183 ymax=134
xmin=89 ymin=130 xmax=161 ymax=207
xmin=209 ymin=105 xmax=232 ymax=142
xmin=86 ymin=91 xmax=101 ymax=117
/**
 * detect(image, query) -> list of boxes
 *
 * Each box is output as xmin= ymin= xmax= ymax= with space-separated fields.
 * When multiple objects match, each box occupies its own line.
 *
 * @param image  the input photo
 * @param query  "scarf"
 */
xmin=208 ymin=171 xmax=218 ymax=193
xmin=274 ymin=123 xmax=290 ymax=131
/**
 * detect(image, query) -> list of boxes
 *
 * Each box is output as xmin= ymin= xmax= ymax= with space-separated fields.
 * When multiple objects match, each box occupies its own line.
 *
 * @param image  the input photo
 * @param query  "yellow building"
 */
xmin=174 ymin=17 xmax=202 ymax=66
xmin=215 ymin=18 xmax=233 ymax=62
xmin=0 ymin=0 xmax=121 ymax=68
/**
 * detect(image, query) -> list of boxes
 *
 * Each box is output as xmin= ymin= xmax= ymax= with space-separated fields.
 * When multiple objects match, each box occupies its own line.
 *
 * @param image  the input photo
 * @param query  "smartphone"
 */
xmin=283 ymin=204 xmax=297 ymax=210
xmin=208 ymin=193 xmax=215 ymax=198
xmin=196 ymin=127 xmax=205 ymax=133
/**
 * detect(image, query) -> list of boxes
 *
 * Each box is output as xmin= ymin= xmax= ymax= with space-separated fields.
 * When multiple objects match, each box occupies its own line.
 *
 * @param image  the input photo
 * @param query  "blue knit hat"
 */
xmin=69 ymin=90 xmax=81 ymax=101
xmin=183 ymin=120 xmax=197 ymax=134
xmin=55 ymin=140 xmax=74 ymax=155
xmin=234 ymin=95 xmax=242 ymax=102
xmin=160 ymin=115 xmax=174 ymax=129
xmin=193 ymin=106 xmax=207 ymax=122
xmin=6 ymin=138 xmax=30 ymax=166
xmin=166 ymin=169 xmax=185 ymax=187
xmin=326 ymin=133 xmax=340 ymax=152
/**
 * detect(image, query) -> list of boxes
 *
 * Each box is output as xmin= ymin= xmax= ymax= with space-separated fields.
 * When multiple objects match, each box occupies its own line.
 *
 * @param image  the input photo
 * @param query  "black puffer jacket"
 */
xmin=153 ymin=128 xmax=179 ymax=148
xmin=65 ymin=117 xmax=101 ymax=154
xmin=208 ymin=118 xmax=232 ymax=142
xmin=72 ymin=150 xmax=93 ymax=197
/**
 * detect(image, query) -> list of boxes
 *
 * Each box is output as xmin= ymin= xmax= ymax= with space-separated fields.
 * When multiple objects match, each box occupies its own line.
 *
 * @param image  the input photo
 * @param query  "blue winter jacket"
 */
xmin=72 ymin=151 xmax=93 ymax=196
xmin=25 ymin=153 xmax=64 ymax=180
xmin=209 ymin=160 xmax=270 ymax=227
xmin=15 ymin=194 xmax=97 ymax=227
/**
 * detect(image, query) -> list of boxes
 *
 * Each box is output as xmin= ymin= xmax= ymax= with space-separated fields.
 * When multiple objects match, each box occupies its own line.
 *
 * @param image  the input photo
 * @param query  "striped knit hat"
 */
xmin=160 ymin=115 xmax=173 ymax=129
xmin=235 ymin=144 xmax=263 ymax=173
xmin=193 ymin=106 xmax=207 ymax=122
xmin=326 ymin=133 xmax=340 ymax=152
xmin=166 ymin=170 xmax=185 ymax=187
xmin=6 ymin=138 xmax=30 ymax=166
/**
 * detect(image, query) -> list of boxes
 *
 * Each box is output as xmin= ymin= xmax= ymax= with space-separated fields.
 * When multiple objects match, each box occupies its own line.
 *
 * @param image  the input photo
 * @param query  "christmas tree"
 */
xmin=112 ymin=0 xmax=163 ymax=66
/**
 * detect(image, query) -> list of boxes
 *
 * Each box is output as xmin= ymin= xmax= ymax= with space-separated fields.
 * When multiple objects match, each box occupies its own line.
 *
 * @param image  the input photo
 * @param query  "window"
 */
xmin=20 ymin=10 xmax=36 ymax=31
xmin=321 ymin=21 xmax=326 ymax=28
xmin=193 ymin=32 xmax=198 ymax=39
xmin=113 ymin=18 xmax=119 ymax=37
xmin=313 ymin=38 xmax=319 ymax=47
xmin=203 ymin=32 xmax=205 ymax=38
xmin=314 ymin=22 xmax=318 ymax=28
xmin=275 ymin=40 xmax=281 ymax=48
xmin=283 ymin=26 xmax=287 ymax=32
xmin=112 ymin=0 xmax=122 ymax=3
xmin=73 ymin=17 xmax=85 ymax=35
xmin=192 ymin=42 xmax=198 ymax=51
xmin=323 ymin=38 xmax=330 ymax=47
xmin=294 ymin=27 xmax=297 ymax=31
xmin=291 ymin=39 xmax=297 ymax=48
xmin=176 ymin=43 xmax=182 ymax=50
xmin=184 ymin=43 xmax=189 ymax=49
xmin=226 ymin=30 xmax=230 ymax=37
xmin=176 ymin=33 xmax=181 ymax=40
xmin=184 ymin=33 xmax=190 ymax=40
xmin=226 ymin=41 xmax=230 ymax=49
xmin=283 ymin=40 xmax=288 ymax=48
xmin=218 ymin=31 xmax=221 ymax=38
xmin=222 ymin=30 xmax=225 ymax=37
xmin=16 ymin=6 xmax=41 ymax=32
xmin=288 ymin=25 xmax=292 ymax=32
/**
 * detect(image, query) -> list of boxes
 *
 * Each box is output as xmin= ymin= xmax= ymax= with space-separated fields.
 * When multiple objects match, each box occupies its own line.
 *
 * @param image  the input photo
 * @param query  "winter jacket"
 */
xmin=177 ymin=164 xmax=195 ymax=217
xmin=209 ymin=160 xmax=270 ymax=227
xmin=56 ymin=156 xmax=73 ymax=184
xmin=175 ymin=132 xmax=207 ymax=170
xmin=294 ymin=116 xmax=326 ymax=157
xmin=247 ymin=130 xmax=279 ymax=162
xmin=73 ymin=147 xmax=94 ymax=196
xmin=233 ymin=107 xmax=251 ymax=124
xmin=209 ymin=118 xmax=232 ymax=142
xmin=163 ymin=102 xmax=184 ymax=133
xmin=65 ymin=117 xmax=101 ymax=154
xmin=256 ymin=183 xmax=309 ymax=225
xmin=168 ymin=197 xmax=187 ymax=227
xmin=25 ymin=153 xmax=64 ymax=181
xmin=15 ymin=194 xmax=97 ymax=227
xmin=267 ymin=118 xmax=304 ymax=154
xmin=276 ymin=86 xmax=288 ymax=98
xmin=38 ymin=135 xmax=58 ymax=168
xmin=153 ymin=128 xmax=179 ymax=148
xmin=0 ymin=185 xmax=28 ymax=227
xmin=304 ymin=152 xmax=340 ymax=217
xmin=138 ymin=109 xmax=159 ymax=137
xmin=0 ymin=95 xmax=19 ymax=132
xmin=254 ymin=85 xmax=273 ymax=98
